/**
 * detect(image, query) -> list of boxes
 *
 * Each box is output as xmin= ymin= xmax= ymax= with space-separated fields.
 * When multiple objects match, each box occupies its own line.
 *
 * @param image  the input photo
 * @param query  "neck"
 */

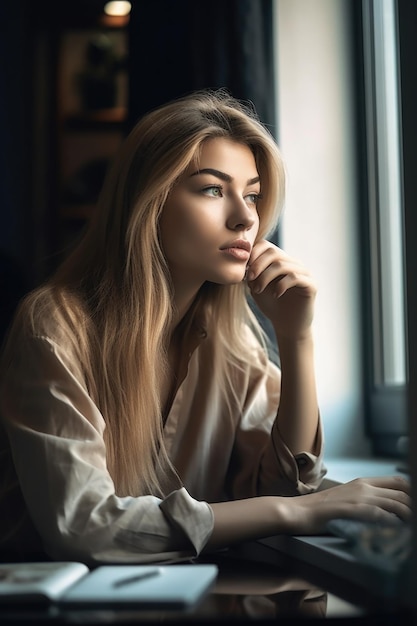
xmin=170 ymin=282 xmax=202 ymax=337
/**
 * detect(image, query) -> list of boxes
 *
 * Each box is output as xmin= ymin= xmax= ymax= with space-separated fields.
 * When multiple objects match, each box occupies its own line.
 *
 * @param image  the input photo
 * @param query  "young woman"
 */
xmin=0 ymin=90 xmax=410 ymax=564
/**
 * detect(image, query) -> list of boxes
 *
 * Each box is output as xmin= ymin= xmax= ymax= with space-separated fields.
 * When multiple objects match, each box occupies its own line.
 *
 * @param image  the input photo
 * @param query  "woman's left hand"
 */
xmin=246 ymin=240 xmax=317 ymax=341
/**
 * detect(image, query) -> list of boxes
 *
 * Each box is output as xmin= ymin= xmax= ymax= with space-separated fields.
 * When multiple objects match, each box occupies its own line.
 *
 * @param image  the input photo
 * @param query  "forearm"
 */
xmin=274 ymin=330 xmax=319 ymax=456
xmin=205 ymin=497 xmax=290 ymax=551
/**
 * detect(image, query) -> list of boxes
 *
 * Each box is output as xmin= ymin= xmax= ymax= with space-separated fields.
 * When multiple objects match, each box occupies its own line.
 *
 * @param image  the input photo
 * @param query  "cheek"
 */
xmin=159 ymin=206 xmax=209 ymax=265
xmin=165 ymin=214 xmax=204 ymax=248
xmin=168 ymin=204 xmax=220 ymax=242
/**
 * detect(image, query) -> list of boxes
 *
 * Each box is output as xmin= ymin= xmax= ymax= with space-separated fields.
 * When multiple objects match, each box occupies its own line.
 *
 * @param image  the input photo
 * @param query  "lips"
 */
xmin=220 ymin=239 xmax=252 ymax=254
xmin=220 ymin=239 xmax=252 ymax=261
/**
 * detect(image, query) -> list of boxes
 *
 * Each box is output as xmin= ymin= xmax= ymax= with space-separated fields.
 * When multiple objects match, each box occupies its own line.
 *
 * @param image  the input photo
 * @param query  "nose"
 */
xmin=226 ymin=197 xmax=258 ymax=231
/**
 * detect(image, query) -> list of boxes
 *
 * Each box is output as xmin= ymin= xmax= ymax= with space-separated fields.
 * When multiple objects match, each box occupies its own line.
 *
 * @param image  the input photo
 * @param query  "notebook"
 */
xmin=0 ymin=561 xmax=218 ymax=609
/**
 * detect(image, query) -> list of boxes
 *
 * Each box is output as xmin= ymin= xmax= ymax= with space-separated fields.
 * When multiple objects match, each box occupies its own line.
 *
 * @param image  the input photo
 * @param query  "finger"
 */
xmin=248 ymin=241 xmax=296 ymax=274
xmin=247 ymin=241 xmax=313 ymax=294
xmin=247 ymin=245 xmax=284 ymax=279
xmin=377 ymin=475 xmax=411 ymax=493
xmin=249 ymin=264 xmax=314 ymax=297
xmin=370 ymin=493 xmax=412 ymax=522
xmin=250 ymin=239 xmax=280 ymax=261
xmin=353 ymin=475 xmax=411 ymax=495
xmin=248 ymin=253 xmax=309 ymax=292
xmin=343 ymin=503 xmax=410 ymax=525
xmin=343 ymin=476 xmax=412 ymax=522
xmin=271 ymin=273 xmax=316 ymax=299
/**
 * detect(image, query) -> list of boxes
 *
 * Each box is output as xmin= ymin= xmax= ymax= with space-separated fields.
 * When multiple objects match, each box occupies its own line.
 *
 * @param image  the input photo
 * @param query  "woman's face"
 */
xmin=159 ymin=137 xmax=261 ymax=294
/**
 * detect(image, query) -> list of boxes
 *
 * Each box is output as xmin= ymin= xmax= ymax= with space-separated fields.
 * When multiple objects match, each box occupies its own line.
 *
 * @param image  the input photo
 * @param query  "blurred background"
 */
xmin=0 ymin=0 xmax=276 ymax=294
xmin=1 ymin=0 xmax=416 ymax=609
xmin=0 ymin=0 xmax=416 ymax=469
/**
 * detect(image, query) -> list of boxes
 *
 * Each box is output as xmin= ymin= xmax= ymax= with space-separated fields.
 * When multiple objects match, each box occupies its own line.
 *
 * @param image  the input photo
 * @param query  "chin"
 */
xmin=212 ymin=272 xmax=246 ymax=286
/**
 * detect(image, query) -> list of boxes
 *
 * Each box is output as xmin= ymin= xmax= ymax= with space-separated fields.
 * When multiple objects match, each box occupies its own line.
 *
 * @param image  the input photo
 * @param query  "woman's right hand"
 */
xmin=281 ymin=475 xmax=411 ymax=535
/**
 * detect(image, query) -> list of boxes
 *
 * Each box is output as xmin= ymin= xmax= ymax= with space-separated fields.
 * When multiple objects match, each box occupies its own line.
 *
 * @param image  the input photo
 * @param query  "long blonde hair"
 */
xmin=17 ymin=90 xmax=286 ymax=496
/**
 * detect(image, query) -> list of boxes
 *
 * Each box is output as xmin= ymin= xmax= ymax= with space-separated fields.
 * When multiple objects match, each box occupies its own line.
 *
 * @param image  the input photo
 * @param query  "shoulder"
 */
xmin=9 ymin=285 xmax=85 ymax=344
xmin=1 ymin=285 xmax=88 ymax=382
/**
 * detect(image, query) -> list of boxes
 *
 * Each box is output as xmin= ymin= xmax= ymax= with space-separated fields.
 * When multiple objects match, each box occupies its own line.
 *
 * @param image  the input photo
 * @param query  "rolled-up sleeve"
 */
xmin=0 ymin=335 xmax=213 ymax=565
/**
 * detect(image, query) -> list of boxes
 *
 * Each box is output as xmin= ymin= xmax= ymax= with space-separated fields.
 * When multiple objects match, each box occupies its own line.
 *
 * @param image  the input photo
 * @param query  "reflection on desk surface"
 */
xmin=196 ymin=554 xmax=359 ymax=620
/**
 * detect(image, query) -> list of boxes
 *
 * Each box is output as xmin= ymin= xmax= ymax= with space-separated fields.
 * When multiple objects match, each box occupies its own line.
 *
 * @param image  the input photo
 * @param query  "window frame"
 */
xmin=357 ymin=0 xmax=408 ymax=458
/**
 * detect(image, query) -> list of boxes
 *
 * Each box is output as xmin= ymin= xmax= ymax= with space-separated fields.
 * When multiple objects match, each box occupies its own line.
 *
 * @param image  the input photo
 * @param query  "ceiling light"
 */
xmin=104 ymin=1 xmax=132 ymax=17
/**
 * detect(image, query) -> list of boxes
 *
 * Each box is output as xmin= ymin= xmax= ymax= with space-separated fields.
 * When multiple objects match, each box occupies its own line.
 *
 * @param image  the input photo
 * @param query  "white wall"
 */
xmin=273 ymin=0 xmax=371 ymax=457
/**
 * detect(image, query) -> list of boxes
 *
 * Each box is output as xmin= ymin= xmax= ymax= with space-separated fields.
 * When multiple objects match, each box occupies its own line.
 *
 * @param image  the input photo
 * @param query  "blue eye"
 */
xmin=246 ymin=192 xmax=262 ymax=205
xmin=203 ymin=185 xmax=223 ymax=197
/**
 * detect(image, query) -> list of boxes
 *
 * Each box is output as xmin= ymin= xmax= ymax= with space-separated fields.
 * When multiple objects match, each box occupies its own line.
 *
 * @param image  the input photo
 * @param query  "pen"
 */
xmin=113 ymin=568 xmax=162 ymax=588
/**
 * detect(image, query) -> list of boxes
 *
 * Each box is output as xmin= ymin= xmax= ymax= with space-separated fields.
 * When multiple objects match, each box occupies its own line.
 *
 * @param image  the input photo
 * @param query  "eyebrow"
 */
xmin=190 ymin=168 xmax=260 ymax=186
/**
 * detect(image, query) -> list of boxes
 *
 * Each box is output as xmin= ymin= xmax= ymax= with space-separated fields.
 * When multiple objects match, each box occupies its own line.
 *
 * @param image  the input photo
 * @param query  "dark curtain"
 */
xmin=128 ymin=0 xmax=280 ymax=351
xmin=128 ymin=0 xmax=276 ymax=133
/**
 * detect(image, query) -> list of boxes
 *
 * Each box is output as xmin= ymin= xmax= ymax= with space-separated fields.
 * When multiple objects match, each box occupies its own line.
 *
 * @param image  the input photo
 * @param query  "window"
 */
xmin=360 ymin=0 xmax=408 ymax=457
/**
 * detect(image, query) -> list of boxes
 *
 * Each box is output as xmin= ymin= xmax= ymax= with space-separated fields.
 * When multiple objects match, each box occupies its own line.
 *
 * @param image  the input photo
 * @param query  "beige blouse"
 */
xmin=0 ymin=303 xmax=326 ymax=565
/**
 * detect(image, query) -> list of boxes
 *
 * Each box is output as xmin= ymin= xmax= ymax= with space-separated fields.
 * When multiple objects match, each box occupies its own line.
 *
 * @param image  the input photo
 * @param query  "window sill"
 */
xmin=324 ymin=457 xmax=408 ymax=484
